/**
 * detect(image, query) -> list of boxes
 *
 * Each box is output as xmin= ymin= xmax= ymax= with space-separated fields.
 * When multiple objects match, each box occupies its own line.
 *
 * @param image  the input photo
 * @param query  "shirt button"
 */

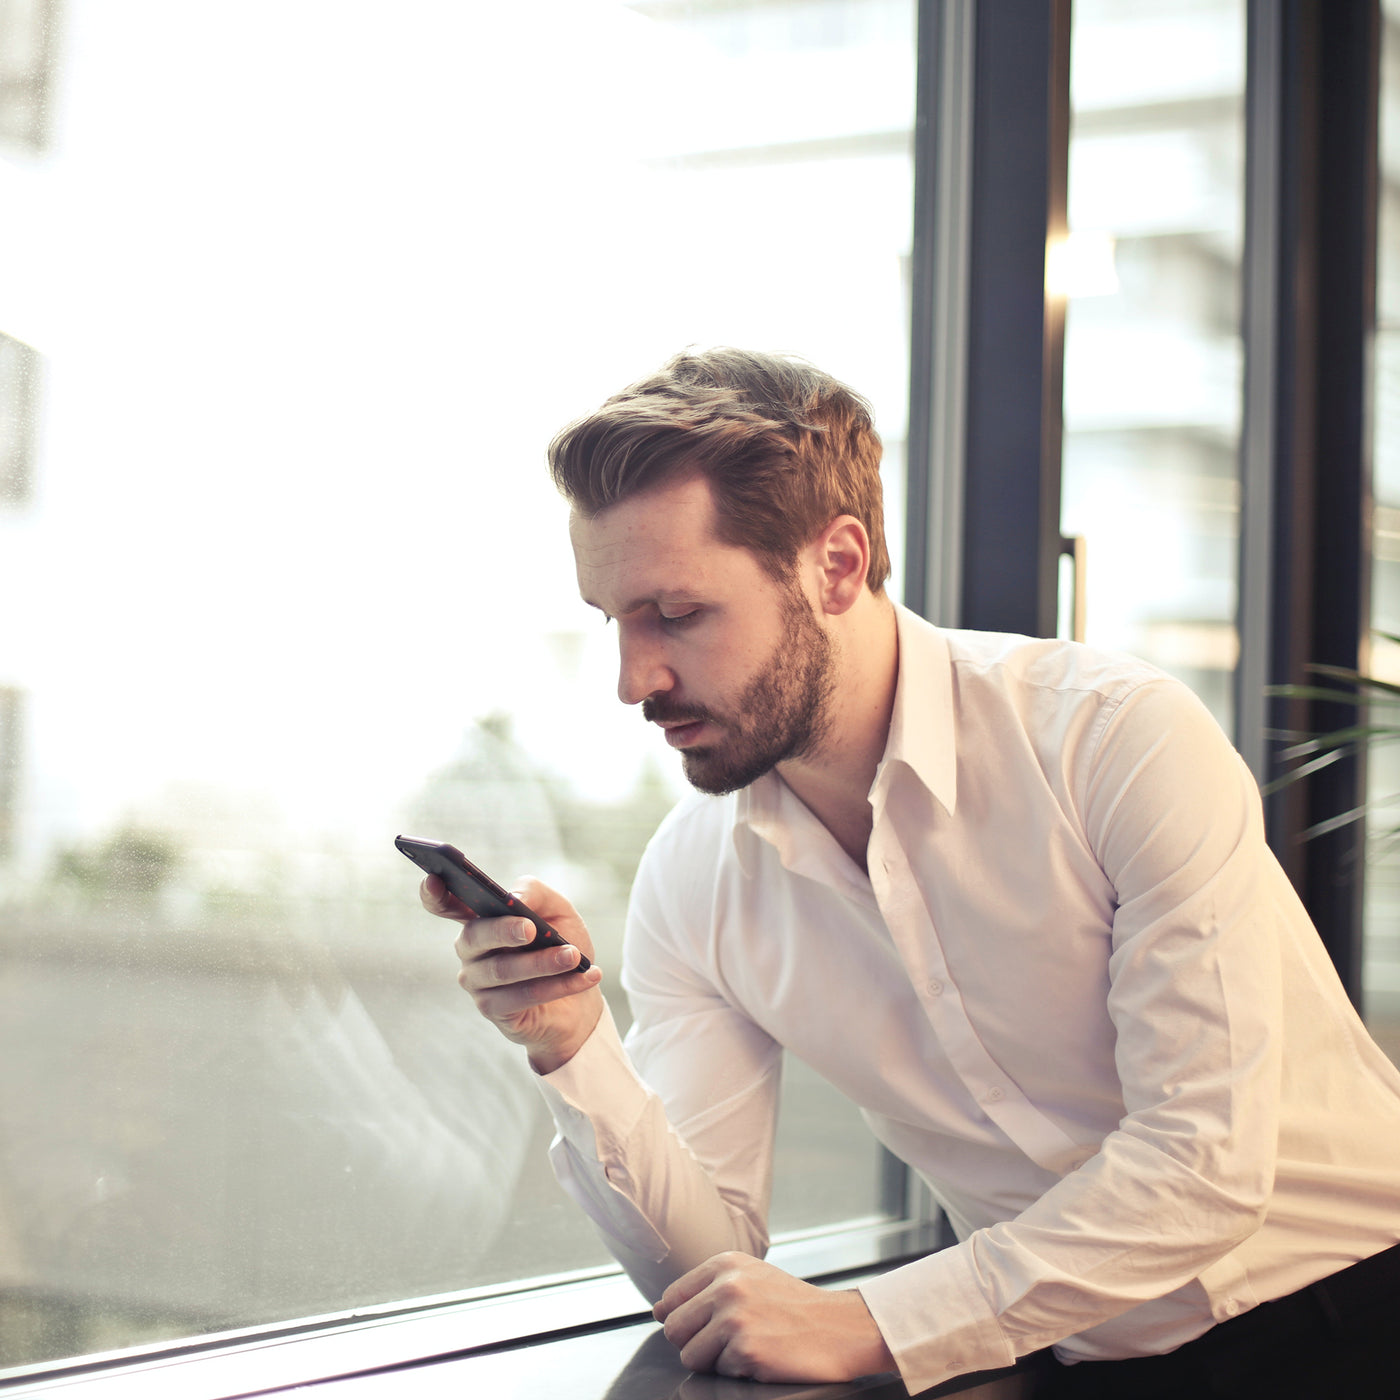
xmin=984 ymin=1087 xmax=1004 ymax=1104
xmin=926 ymin=979 xmax=943 ymax=997
xmin=1222 ymin=1298 xmax=1239 ymax=1317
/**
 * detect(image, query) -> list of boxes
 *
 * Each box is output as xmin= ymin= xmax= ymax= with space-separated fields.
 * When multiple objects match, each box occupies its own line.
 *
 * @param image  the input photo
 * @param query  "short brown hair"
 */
xmin=547 ymin=347 xmax=890 ymax=592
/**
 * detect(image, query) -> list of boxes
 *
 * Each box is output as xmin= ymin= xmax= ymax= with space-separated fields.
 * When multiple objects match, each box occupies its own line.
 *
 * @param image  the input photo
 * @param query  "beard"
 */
xmin=643 ymin=586 xmax=836 ymax=797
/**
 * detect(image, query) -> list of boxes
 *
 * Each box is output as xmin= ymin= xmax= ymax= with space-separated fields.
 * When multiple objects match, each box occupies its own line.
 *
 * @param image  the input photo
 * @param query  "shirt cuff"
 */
xmin=534 ymin=1003 xmax=655 ymax=1167
xmin=533 ymin=1003 xmax=679 ymax=1272
xmin=858 ymin=1245 xmax=1014 ymax=1395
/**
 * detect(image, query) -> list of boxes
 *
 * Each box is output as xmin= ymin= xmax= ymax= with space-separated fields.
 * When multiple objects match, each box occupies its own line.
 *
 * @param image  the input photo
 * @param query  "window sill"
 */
xmin=0 ymin=1219 xmax=946 ymax=1400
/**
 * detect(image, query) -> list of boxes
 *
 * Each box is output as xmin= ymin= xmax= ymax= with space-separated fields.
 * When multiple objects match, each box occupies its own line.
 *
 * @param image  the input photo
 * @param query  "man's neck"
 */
xmin=776 ymin=595 xmax=899 ymax=873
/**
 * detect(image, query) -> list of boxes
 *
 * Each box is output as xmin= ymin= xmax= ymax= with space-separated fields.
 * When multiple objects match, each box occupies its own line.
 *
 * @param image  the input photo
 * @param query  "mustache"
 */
xmin=642 ymin=696 xmax=717 ymax=726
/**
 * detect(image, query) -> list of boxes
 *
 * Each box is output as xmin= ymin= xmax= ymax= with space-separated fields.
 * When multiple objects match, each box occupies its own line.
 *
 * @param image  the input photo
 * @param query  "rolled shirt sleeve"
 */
xmin=538 ymin=973 xmax=781 ymax=1303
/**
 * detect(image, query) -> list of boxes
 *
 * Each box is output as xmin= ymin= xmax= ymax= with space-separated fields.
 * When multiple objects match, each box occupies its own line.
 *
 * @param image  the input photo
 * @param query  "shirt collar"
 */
xmin=879 ymin=603 xmax=958 ymax=817
xmin=731 ymin=771 xmax=784 ymax=876
xmin=731 ymin=601 xmax=959 ymax=871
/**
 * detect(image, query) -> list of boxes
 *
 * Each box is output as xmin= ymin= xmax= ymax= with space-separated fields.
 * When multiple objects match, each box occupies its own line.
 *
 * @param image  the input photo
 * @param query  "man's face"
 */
xmin=570 ymin=475 xmax=835 ymax=796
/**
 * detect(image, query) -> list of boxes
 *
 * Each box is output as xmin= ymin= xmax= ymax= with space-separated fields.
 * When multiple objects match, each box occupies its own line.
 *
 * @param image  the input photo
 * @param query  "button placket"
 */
xmin=872 ymin=832 xmax=1084 ymax=1174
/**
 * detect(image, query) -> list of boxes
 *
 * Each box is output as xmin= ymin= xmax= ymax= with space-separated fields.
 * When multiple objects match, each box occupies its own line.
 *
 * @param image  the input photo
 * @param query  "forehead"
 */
xmin=569 ymin=476 xmax=767 ymax=612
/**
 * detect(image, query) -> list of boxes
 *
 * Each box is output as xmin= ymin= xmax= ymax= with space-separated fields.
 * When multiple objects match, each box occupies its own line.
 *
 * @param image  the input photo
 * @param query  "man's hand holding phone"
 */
xmin=418 ymin=866 xmax=604 ymax=1075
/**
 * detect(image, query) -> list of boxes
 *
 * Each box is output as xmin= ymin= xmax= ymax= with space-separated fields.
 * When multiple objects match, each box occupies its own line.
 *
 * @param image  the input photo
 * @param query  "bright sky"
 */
xmin=0 ymin=0 xmax=915 ymax=862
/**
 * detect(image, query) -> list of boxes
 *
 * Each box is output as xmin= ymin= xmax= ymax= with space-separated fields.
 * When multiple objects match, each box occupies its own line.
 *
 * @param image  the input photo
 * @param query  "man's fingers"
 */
xmin=465 ymin=967 xmax=603 ymax=1028
xmin=455 ymin=917 xmax=535 ymax=961
xmin=654 ymin=1257 xmax=894 ymax=1386
xmin=463 ymin=956 xmax=599 ymax=1005
xmin=414 ymin=865 xmax=601 ymax=1066
xmin=418 ymin=873 xmax=474 ymax=920
xmin=675 ymin=1316 xmax=730 ymax=1377
xmin=659 ymin=1293 xmax=721 ymax=1370
xmin=654 ymin=1257 xmax=722 ymax=1323
xmin=657 ymin=1267 xmax=759 ymax=1379
xmin=481 ymin=941 xmax=580 ymax=983
xmin=456 ymin=931 xmax=580 ymax=984
xmin=440 ymin=884 xmax=602 ymax=1037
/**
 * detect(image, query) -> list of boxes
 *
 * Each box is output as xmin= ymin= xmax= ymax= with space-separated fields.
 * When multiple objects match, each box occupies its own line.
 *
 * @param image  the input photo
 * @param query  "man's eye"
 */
xmin=660 ymin=610 xmax=700 ymax=629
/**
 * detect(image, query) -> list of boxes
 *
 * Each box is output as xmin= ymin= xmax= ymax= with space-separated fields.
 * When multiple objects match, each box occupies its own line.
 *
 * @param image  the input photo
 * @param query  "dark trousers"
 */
xmin=1035 ymin=1241 xmax=1400 ymax=1399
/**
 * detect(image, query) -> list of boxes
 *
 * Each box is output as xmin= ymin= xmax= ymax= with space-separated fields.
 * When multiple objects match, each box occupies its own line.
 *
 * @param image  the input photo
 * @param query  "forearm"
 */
xmin=858 ymin=1115 xmax=1275 ymax=1395
xmin=535 ymin=1004 xmax=768 ymax=1300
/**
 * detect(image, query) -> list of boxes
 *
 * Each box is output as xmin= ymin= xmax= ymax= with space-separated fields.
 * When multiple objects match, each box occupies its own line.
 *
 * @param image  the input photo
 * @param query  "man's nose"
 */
xmin=617 ymin=630 xmax=673 ymax=706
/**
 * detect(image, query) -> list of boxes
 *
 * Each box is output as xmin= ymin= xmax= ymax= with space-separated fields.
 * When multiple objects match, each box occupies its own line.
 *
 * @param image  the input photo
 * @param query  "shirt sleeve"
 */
xmin=537 ymin=822 xmax=783 ymax=1304
xmin=862 ymin=676 xmax=1287 ymax=1391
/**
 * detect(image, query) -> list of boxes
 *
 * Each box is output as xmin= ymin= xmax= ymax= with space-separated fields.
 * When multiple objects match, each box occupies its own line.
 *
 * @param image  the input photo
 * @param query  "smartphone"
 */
xmin=394 ymin=835 xmax=591 ymax=973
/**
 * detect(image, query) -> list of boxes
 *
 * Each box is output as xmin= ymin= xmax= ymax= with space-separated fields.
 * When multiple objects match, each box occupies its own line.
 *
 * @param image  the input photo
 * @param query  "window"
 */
xmin=0 ymin=0 xmax=918 ymax=1377
xmin=1060 ymin=0 xmax=1247 ymax=731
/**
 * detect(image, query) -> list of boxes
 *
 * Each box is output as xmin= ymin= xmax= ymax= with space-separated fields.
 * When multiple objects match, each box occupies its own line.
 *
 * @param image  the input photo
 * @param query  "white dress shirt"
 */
xmin=536 ymin=605 xmax=1400 ymax=1395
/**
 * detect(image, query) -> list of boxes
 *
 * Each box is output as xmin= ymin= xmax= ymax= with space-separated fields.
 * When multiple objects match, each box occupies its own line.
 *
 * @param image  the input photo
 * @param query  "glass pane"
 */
xmin=0 ymin=0 xmax=915 ymax=1369
xmin=1365 ymin=0 xmax=1400 ymax=1069
xmin=1059 ymin=0 xmax=1247 ymax=734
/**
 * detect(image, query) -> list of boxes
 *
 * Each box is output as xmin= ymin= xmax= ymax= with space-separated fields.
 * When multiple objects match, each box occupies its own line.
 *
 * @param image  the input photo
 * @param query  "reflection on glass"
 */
xmin=1060 ymin=0 xmax=1246 ymax=732
xmin=0 ymin=0 xmax=914 ymax=1370
xmin=1364 ymin=0 xmax=1400 ymax=1068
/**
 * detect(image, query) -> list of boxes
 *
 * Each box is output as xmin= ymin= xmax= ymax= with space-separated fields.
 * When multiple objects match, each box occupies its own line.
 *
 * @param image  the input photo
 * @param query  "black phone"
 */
xmin=394 ymin=835 xmax=591 ymax=973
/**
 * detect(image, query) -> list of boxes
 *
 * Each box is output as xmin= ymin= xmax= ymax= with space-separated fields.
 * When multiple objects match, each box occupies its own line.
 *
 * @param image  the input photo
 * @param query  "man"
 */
xmin=423 ymin=348 xmax=1400 ymax=1396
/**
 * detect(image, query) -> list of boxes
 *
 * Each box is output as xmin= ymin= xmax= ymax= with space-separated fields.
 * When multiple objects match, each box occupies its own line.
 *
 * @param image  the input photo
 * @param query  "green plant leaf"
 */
xmin=1301 ymin=805 xmax=1372 ymax=841
xmin=1280 ymin=726 xmax=1400 ymax=761
xmin=1305 ymin=663 xmax=1400 ymax=697
xmin=1261 ymin=748 xmax=1351 ymax=793
xmin=1265 ymin=685 xmax=1383 ymax=707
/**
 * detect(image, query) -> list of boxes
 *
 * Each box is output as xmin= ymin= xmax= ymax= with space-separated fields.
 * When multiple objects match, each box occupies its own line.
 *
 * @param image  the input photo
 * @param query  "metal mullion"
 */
xmin=958 ymin=0 xmax=1071 ymax=637
xmin=905 ymin=0 xmax=976 ymax=628
xmin=1236 ymin=1 xmax=1289 ymax=794
xmin=1304 ymin=0 xmax=1379 ymax=999
xmin=1236 ymin=0 xmax=1379 ymax=999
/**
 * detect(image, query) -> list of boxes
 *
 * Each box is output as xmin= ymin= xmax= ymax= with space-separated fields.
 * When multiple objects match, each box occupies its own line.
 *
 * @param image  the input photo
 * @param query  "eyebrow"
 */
xmin=582 ymin=590 xmax=704 ymax=617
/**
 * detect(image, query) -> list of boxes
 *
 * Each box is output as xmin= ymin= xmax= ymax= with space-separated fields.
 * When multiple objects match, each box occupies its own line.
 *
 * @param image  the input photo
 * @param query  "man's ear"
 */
xmin=808 ymin=515 xmax=870 ymax=616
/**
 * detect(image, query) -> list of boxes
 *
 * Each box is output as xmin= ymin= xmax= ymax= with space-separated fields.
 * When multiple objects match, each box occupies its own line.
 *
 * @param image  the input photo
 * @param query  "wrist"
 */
xmin=528 ymin=1043 xmax=579 ymax=1076
xmin=526 ymin=998 xmax=603 ymax=1076
xmin=841 ymin=1289 xmax=897 ymax=1376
